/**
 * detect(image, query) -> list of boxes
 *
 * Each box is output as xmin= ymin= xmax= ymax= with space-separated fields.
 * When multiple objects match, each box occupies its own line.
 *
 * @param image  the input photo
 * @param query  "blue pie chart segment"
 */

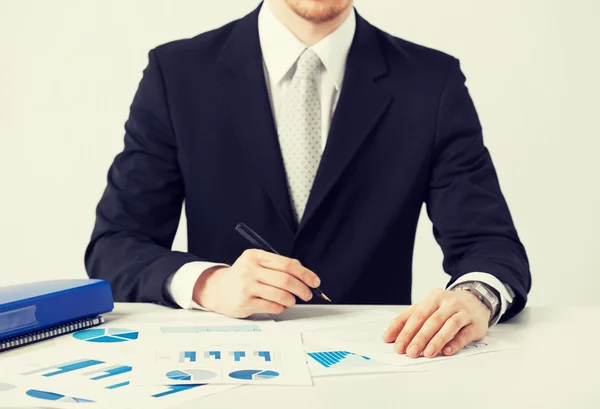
xmin=229 ymin=370 xmax=280 ymax=381
xmin=166 ymin=370 xmax=191 ymax=381
xmin=26 ymin=390 xmax=64 ymax=401
xmin=73 ymin=328 xmax=138 ymax=343
xmin=166 ymin=370 xmax=217 ymax=381
xmin=254 ymin=370 xmax=279 ymax=380
xmin=26 ymin=389 xmax=94 ymax=403
xmin=110 ymin=331 xmax=138 ymax=340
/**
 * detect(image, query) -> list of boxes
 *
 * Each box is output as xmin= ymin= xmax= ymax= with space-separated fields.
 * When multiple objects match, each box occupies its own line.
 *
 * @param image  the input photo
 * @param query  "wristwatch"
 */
xmin=452 ymin=281 xmax=500 ymax=325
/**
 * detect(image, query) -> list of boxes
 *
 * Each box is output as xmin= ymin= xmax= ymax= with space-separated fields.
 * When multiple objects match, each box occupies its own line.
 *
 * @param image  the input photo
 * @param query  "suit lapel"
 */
xmin=214 ymin=5 xmax=297 ymax=234
xmin=298 ymin=13 xmax=392 ymax=233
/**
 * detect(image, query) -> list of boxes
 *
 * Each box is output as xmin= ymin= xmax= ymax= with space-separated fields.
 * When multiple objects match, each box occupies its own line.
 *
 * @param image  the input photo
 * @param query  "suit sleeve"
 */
xmin=84 ymin=49 xmax=204 ymax=306
xmin=426 ymin=58 xmax=532 ymax=322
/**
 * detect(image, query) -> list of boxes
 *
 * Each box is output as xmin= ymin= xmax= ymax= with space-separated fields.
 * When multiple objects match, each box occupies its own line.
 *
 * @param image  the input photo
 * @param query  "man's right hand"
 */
xmin=192 ymin=249 xmax=321 ymax=318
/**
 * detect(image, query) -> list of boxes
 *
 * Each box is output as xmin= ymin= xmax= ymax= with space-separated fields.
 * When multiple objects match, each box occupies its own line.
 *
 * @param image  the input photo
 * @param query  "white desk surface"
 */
xmin=109 ymin=304 xmax=600 ymax=409
xmin=5 ymin=304 xmax=600 ymax=408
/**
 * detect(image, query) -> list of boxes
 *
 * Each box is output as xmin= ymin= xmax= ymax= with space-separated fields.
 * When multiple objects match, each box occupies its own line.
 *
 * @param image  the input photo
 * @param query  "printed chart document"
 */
xmin=276 ymin=310 xmax=419 ymax=377
xmin=279 ymin=310 xmax=517 ymax=370
xmin=0 ymin=312 xmax=279 ymax=408
xmin=301 ymin=338 xmax=425 ymax=377
xmin=0 ymin=349 xmax=235 ymax=409
xmin=0 ymin=376 xmax=101 ymax=409
xmin=132 ymin=328 xmax=312 ymax=386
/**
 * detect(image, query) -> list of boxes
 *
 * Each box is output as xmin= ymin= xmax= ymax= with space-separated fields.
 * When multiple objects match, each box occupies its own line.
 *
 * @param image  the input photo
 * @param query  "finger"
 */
xmin=405 ymin=309 xmax=459 ymax=358
xmin=250 ymin=283 xmax=297 ymax=308
xmin=248 ymin=298 xmax=286 ymax=315
xmin=383 ymin=306 xmax=415 ymax=343
xmin=254 ymin=252 xmax=321 ymax=288
xmin=256 ymin=268 xmax=313 ymax=302
xmin=394 ymin=303 xmax=439 ymax=354
xmin=386 ymin=289 xmax=445 ymax=344
xmin=422 ymin=312 xmax=470 ymax=358
xmin=442 ymin=324 xmax=477 ymax=356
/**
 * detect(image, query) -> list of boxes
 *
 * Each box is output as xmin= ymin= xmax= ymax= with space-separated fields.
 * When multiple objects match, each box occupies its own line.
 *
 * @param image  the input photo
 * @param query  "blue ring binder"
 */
xmin=0 ymin=279 xmax=114 ymax=352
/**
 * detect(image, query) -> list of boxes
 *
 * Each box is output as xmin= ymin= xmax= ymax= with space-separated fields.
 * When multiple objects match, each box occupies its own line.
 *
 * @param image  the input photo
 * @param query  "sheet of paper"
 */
xmin=132 ymin=330 xmax=312 ymax=386
xmin=113 ymin=310 xmax=277 ymax=329
xmin=5 ymin=313 xmax=281 ymax=364
xmin=0 ymin=376 xmax=95 ymax=409
xmin=0 ymin=349 xmax=235 ymax=409
xmin=0 ymin=313 xmax=278 ymax=408
xmin=302 ymin=337 xmax=425 ymax=377
xmin=276 ymin=310 xmax=395 ymax=333
xmin=299 ymin=310 xmax=517 ymax=367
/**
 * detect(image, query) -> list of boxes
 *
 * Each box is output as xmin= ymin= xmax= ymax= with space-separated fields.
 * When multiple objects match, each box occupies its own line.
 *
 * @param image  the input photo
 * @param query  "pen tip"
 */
xmin=322 ymin=293 xmax=332 ymax=303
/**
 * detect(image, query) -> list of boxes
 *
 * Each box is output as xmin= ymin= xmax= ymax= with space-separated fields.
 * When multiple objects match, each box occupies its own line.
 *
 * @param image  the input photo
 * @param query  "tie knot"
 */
xmin=294 ymin=49 xmax=322 ymax=81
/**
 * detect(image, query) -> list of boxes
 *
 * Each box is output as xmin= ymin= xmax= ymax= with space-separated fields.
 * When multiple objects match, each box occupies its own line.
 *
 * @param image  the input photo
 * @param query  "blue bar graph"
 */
xmin=89 ymin=366 xmax=132 ymax=380
xmin=179 ymin=351 xmax=197 ymax=363
xmin=230 ymin=351 xmax=246 ymax=362
xmin=151 ymin=384 xmax=204 ymax=398
xmin=106 ymin=381 xmax=130 ymax=390
xmin=307 ymin=351 xmax=371 ymax=368
xmin=254 ymin=351 xmax=272 ymax=362
xmin=22 ymin=359 xmax=104 ymax=377
xmin=44 ymin=360 xmax=105 ymax=377
xmin=204 ymin=351 xmax=221 ymax=360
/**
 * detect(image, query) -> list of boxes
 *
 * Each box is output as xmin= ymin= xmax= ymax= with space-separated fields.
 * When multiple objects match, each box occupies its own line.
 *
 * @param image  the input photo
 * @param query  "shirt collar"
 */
xmin=258 ymin=0 xmax=357 ymax=91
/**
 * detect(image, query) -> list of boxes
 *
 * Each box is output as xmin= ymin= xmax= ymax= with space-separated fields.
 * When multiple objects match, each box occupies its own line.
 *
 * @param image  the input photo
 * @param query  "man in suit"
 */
xmin=86 ymin=0 xmax=531 ymax=358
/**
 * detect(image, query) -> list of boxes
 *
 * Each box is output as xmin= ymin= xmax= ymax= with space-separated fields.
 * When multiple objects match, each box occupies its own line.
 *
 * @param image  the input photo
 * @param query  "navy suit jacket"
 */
xmin=85 ymin=5 xmax=531 ymax=321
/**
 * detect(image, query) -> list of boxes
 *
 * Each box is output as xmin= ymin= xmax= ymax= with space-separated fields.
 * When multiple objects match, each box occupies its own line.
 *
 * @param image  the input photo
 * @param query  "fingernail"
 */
xmin=444 ymin=346 xmax=452 ymax=354
xmin=407 ymin=344 xmax=419 ymax=357
xmin=313 ymin=277 xmax=321 ymax=287
xmin=307 ymin=292 xmax=313 ymax=301
xmin=384 ymin=331 xmax=394 ymax=343
xmin=425 ymin=345 xmax=435 ymax=357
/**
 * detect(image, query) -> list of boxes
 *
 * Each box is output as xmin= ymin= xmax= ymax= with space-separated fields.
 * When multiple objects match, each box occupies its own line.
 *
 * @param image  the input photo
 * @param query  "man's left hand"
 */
xmin=383 ymin=288 xmax=491 ymax=358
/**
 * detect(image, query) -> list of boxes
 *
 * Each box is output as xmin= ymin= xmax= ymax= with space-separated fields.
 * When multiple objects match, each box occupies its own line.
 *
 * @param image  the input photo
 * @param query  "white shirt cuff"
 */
xmin=165 ymin=261 xmax=228 ymax=311
xmin=447 ymin=272 xmax=514 ymax=327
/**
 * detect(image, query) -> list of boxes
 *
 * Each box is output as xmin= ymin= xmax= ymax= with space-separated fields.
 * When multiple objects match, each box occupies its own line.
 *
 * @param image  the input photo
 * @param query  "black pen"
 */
xmin=235 ymin=222 xmax=331 ymax=303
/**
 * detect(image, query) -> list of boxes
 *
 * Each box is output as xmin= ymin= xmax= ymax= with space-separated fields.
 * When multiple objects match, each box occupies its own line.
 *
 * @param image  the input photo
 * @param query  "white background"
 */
xmin=1 ymin=0 xmax=598 ymax=307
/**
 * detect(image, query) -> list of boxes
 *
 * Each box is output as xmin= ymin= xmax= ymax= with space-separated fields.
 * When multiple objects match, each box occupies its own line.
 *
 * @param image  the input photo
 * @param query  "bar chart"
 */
xmin=179 ymin=351 xmax=197 ymax=363
xmin=162 ymin=349 xmax=278 ymax=365
xmin=22 ymin=359 xmax=104 ymax=377
xmin=307 ymin=351 xmax=372 ymax=369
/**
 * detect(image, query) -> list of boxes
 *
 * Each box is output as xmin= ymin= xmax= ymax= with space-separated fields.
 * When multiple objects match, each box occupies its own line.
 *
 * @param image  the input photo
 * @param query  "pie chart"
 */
xmin=166 ymin=369 xmax=217 ymax=381
xmin=26 ymin=389 xmax=94 ymax=403
xmin=228 ymin=370 xmax=279 ymax=381
xmin=72 ymin=328 xmax=138 ymax=343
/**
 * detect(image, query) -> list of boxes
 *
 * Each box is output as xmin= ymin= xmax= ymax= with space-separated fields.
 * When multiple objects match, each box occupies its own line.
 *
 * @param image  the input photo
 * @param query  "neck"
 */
xmin=269 ymin=0 xmax=352 ymax=46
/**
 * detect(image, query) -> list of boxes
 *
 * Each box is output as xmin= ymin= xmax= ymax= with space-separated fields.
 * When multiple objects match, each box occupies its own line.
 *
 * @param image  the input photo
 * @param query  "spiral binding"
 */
xmin=0 ymin=315 xmax=105 ymax=352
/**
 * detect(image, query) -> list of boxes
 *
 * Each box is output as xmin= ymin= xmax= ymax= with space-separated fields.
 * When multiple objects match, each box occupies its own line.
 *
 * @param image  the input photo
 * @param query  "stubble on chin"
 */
xmin=284 ymin=0 xmax=352 ymax=23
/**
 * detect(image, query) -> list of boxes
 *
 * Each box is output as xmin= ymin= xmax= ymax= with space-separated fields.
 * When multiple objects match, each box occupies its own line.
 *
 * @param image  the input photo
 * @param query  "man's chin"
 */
xmin=285 ymin=0 xmax=351 ymax=24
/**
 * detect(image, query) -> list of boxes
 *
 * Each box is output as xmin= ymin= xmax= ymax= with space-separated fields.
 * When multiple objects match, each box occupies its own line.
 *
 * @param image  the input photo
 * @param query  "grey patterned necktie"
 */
xmin=277 ymin=49 xmax=323 ymax=222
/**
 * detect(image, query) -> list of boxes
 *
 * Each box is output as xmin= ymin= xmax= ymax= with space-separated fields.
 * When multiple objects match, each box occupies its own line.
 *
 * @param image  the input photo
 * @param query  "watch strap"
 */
xmin=452 ymin=281 xmax=500 ymax=325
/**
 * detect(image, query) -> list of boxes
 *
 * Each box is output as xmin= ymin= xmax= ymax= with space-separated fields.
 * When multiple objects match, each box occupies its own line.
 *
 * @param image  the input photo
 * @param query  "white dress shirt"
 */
xmin=166 ymin=0 xmax=514 ymax=325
